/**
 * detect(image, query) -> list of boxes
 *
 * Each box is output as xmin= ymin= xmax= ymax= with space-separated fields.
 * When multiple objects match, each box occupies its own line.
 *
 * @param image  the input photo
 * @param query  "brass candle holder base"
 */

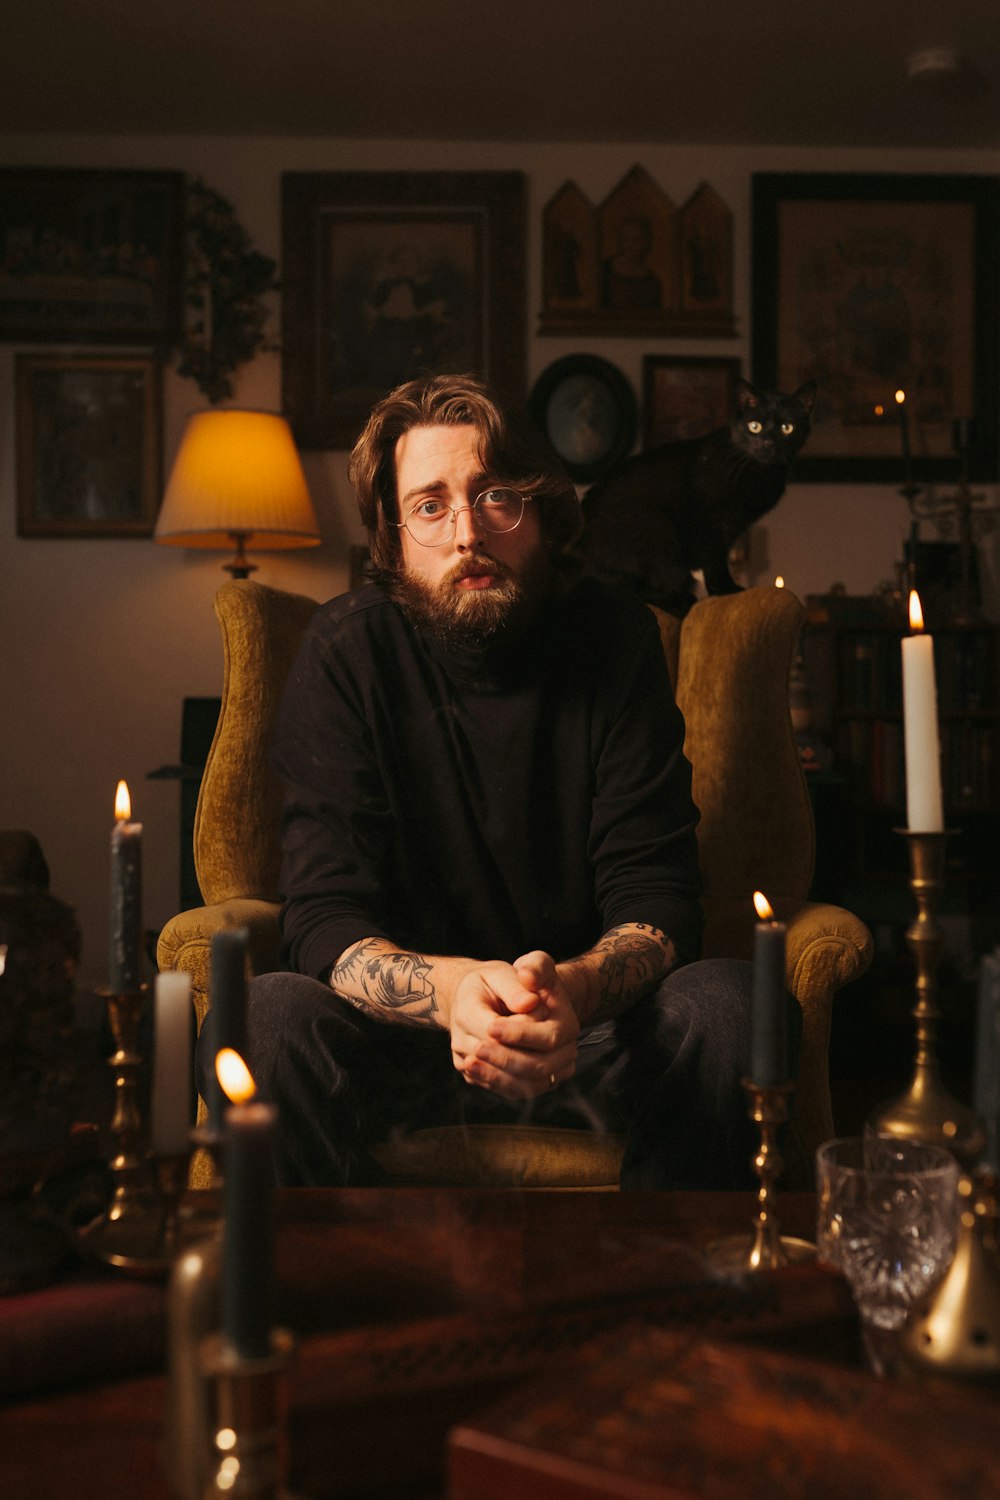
xmin=705 ymin=1080 xmax=815 ymax=1276
xmin=77 ymin=1147 xmax=197 ymax=1275
xmin=900 ymin=1169 xmax=1000 ymax=1382
xmin=870 ymin=832 xmax=986 ymax=1167
xmin=200 ymin=1328 xmax=296 ymax=1499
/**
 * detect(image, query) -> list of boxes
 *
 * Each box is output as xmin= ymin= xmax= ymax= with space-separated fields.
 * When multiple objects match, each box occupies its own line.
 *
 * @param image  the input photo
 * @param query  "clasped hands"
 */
xmin=449 ymin=949 xmax=580 ymax=1100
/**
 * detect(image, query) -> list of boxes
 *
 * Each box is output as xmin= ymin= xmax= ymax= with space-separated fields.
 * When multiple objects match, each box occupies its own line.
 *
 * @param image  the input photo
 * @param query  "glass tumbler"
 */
xmin=816 ymin=1135 xmax=960 ymax=1333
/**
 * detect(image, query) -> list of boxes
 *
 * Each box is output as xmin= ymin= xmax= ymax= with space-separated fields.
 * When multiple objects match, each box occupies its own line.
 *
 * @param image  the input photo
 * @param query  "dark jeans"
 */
xmin=198 ymin=959 xmax=798 ymax=1190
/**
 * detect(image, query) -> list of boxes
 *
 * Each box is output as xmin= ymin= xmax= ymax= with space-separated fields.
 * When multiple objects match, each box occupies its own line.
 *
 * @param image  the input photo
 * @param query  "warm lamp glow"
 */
xmin=874 ymin=403 xmax=885 ymax=418
xmin=115 ymin=779 xmax=132 ymax=821
xmin=774 ymin=575 xmax=784 ymax=589
xmin=909 ymin=589 xmax=925 ymax=633
xmin=895 ymin=389 xmax=906 ymax=407
xmin=155 ymin=409 xmax=320 ymax=578
xmin=216 ymin=1047 xmax=257 ymax=1105
xmin=753 ymin=890 xmax=774 ymax=921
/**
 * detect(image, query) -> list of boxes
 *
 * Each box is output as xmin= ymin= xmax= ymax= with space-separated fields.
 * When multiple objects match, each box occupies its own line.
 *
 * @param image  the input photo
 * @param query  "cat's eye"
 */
xmin=780 ymin=422 xmax=795 ymax=435
xmin=746 ymin=419 xmax=763 ymax=435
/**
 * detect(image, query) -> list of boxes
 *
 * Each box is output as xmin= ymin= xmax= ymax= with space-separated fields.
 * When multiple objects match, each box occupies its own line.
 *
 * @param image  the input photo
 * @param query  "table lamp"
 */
xmin=155 ymin=409 xmax=321 ymax=577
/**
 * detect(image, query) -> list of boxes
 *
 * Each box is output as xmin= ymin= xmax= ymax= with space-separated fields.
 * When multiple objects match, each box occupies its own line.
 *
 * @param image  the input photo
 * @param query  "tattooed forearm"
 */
xmin=331 ymin=938 xmax=439 ymax=1026
xmin=567 ymin=922 xmax=674 ymax=1023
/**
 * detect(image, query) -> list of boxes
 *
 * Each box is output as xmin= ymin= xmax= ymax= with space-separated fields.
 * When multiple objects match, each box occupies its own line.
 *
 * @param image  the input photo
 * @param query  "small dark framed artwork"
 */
xmin=528 ymin=354 xmax=638 ymax=483
xmin=0 ymin=168 xmax=184 ymax=345
xmin=643 ymin=355 xmax=742 ymax=448
xmin=16 ymin=353 xmax=162 ymax=537
xmin=281 ymin=170 xmax=527 ymax=448
xmin=752 ymin=171 xmax=1000 ymax=481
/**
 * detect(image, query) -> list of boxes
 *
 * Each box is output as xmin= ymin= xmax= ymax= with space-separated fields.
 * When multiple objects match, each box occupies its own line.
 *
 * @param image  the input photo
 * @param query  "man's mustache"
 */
xmin=447 ymin=557 xmax=514 ymax=584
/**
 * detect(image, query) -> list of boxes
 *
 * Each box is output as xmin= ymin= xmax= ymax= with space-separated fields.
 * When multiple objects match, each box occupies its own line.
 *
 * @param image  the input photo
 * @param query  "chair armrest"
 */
xmin=784 ymin=901 xmax=874 ymax=1172
xmin=156 ymin=899 xmax=282 ymax=1032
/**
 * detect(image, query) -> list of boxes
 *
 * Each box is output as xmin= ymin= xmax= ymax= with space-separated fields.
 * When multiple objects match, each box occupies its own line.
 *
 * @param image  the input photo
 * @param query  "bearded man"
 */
xmin=230 ymin=373 xmax=777 ymax=1187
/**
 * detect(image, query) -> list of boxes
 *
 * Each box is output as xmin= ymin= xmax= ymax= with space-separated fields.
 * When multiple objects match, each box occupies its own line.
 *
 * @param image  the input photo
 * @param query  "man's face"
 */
xmin=392 ymin=423 xmax=550 ymax=641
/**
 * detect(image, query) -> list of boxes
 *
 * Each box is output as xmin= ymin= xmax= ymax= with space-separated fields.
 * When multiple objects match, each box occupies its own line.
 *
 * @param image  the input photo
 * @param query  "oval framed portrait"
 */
xmin=528 ymin=354 xmax=638 ymax=483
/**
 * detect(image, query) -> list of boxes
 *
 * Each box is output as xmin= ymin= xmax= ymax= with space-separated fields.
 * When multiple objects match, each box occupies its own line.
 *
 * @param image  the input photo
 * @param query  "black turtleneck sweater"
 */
xmin=271 ymin=575 xmax=702 ymax=982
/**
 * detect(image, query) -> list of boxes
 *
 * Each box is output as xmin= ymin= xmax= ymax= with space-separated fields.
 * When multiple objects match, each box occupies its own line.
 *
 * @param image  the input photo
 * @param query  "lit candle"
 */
xmin=217 ymin=1049 xmax=275 ymax=1360
xmin=109 ymin=780 xmax=143 ymax=993
xmin=205 ymin=927 xmax=249 ymax=1133
xmin=901 ymin=590 xmax=944 ymax=832
xmin=895 ymin=388 xmax=913 ymax=486
xmin=751 ymin=891 xmax=789 ymax=1086
xmin=151 ymin=971 xmax=193 ymax=1156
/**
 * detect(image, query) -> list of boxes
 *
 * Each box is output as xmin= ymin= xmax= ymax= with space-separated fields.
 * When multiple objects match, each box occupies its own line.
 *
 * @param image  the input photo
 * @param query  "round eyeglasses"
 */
xmin=394 ymin=488 xmax=531 ymax=547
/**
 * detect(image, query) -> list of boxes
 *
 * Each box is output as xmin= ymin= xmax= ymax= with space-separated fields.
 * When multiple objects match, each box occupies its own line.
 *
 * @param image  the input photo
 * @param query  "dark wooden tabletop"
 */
xmin=0 ymin=1188 xmax=851 ymax=1500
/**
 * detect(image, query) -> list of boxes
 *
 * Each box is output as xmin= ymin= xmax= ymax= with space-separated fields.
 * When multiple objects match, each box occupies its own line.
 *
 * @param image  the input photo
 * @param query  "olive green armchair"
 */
xmin=157 ymin=580 xmax=873 ymax=1189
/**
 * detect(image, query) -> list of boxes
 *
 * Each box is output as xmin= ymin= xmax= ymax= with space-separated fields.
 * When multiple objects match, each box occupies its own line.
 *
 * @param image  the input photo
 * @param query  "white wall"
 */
xmin=3 ymin=133 xmax=999 ymax=989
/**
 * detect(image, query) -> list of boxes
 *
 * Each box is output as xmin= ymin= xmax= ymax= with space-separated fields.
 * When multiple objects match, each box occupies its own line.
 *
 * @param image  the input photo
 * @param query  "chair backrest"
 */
xmin=195 ymin=581 xmax=813 ymax=954
xmin=670 ymin=587 xmax=814 ymax=959
xmin=194 ymin=580 xmax=319 ymax=905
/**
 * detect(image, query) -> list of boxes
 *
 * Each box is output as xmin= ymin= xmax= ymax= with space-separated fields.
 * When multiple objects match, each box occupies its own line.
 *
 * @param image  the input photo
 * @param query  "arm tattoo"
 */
xmin=589 ymin=923 xmax=673 ymax=1019
xmin=332 ymin=938 xmax=439 ymax=1026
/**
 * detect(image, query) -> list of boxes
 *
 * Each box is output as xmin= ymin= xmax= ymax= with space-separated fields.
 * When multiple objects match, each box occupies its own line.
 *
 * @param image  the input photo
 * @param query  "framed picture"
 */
xmin=643 ymin=355 xmax=742 ymax=448
xmin=752 ymin=173 xmax=1000 ymax=482
xmin=540 ymin=168 xmax=735 ymax=338
xmin=16 ymin=353 xmax=162 ymax=537
xmin=0 ymin=168 xmax=184 ymax=344
xmin=528 ymin=354 xmax=637 ymax=484
xmin=281 ymin=170 xmax=527 ymax=448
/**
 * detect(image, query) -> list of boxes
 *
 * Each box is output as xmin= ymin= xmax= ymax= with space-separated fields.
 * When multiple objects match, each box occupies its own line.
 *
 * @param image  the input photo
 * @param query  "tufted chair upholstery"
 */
xmin=158 ymin=580 xmax=873 ymax=1189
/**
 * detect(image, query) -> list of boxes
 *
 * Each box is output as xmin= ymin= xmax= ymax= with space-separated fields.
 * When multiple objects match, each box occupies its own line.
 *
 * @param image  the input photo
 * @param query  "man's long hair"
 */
xmin=348 ymin=373 xmax=582 ymax=579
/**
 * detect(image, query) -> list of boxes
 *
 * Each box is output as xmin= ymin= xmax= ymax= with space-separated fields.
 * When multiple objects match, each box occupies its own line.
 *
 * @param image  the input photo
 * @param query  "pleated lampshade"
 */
xmin=155 ymin=409 xmax=321 ymax=577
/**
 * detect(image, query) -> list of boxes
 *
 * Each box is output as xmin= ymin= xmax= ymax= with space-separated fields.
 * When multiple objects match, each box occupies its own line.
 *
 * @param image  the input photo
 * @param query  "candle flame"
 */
xmin=216 ymin=1048 xmax=257 ymax=1104
xmin=114 ymin=779 xmax=132 ymax=821
xmin=774 ymin=575 xmax=784 ymax=589
xmin=895 ymin=389 xmax=906 ymax=407
xmin=909 ymin=589 xmax=925 ymax=633
xmin=753 ymin=890 xmax=774 ymax=921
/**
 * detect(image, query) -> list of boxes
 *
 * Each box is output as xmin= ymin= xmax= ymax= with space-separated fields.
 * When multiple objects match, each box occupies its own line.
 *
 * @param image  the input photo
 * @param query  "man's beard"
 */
xmin=391 ymin=550 xmax=551 ymax=654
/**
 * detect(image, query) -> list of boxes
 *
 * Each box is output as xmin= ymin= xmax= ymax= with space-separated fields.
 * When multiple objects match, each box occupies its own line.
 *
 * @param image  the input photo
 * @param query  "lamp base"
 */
xmin=223 ymin=532 xmax=257 ymax=579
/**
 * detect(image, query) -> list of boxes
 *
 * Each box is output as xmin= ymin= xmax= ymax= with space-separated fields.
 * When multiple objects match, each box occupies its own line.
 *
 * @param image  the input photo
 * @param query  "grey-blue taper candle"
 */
xmin=751 ymin=918 xmax=788 ymax=1086
xmin=109 ymin=815 xmax=143 ymax=992
xmin=221 ymin=1099 xmax=276 ymax=1359
xmin=205 ymin=927 xmax=249 ymax=1131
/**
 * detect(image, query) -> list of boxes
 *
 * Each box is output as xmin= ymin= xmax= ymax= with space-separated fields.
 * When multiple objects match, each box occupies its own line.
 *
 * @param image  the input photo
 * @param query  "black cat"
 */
xmin=577 ymin=378 xmax=816 ymax=617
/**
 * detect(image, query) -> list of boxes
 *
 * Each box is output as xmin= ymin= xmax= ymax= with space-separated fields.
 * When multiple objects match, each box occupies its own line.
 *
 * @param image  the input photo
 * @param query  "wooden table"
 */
xmin=0 ymin=1188 xmax=868 ymax=1500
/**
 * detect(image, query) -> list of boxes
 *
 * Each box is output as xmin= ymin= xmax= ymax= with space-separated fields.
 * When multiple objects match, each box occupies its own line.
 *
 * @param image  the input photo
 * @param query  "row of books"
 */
xmin=837 ymin=718 xmax=998 ymax=812
xmin=836 ymin=630 xmax=997 ymax=717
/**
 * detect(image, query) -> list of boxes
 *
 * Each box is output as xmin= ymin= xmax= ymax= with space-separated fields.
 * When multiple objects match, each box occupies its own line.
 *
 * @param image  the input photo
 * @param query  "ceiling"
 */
xmin=3 ymin=0 xmax=1000 ymax=148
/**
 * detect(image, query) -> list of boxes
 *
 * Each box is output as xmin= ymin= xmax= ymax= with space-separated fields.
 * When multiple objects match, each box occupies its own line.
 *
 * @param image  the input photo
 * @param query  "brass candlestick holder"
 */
xmin=870 ymin=831 xmax=986 ymax=1166
xmin=200 ymin=1329 xmax=296 ymax=1499
xmin=78 ymin=1143 xmax=198 ymax=1275
xmin=705 ymin=1080 xmax=815 ymax=1275
xmin=76 ymin=983 xmax=211 ymax=1273
xmin=900 ymin=1167 xmax=1000 ymax=1381
xmin=163 ymin=1230 xmax=222 ymax=1500
xmin=103 ymin=984 xmax=154 ymax=1220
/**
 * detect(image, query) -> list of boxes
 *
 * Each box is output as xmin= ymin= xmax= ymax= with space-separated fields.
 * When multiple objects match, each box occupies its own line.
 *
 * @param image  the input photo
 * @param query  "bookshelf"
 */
xmin=801 ymin=598 xmax=1000 ymax=958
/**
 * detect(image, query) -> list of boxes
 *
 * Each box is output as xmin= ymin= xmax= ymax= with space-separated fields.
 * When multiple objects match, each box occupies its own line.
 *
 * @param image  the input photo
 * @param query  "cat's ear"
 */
xmin=791 ymin=381 xmax=817 ymax=413
xmin=735 ymin=378 xmax=762 ymax=413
